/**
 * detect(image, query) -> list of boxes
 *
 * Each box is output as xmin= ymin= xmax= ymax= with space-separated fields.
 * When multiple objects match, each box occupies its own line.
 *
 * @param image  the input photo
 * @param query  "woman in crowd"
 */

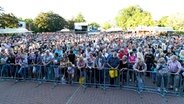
xmin=133 ymin=57 xmax=147 ymax=92
xmin=95 ymin=52 xmax=106 ymax=85
xmin=53 ymin=53 xmax=61 ymax=81
xmin=60 ymin=53 xmax=69 ymax=83
xmin=77 ymin=56 xmax=86 ymax=81
xmin=18 ymin=52 xmax=28 ymax=79
xmin=156 ymin=58 xmax=169 ymax=92
xmin=86 ymin=53 xmax=95 ymax=84
xmin=120 ymin=56 xmax=129 ymax=84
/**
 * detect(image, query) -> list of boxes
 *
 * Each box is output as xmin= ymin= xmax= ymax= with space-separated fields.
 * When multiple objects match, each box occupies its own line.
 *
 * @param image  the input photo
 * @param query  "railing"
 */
xmin=0 ymin=63 xmax=183 ymax=97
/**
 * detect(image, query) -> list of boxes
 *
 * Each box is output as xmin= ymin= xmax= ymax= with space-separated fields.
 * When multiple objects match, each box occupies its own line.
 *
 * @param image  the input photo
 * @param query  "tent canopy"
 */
xmin=0 ymin=28 xmax=32 ymax=34
xmin=135 ymin=26 xmax=174 ymax=32
xmin=105 ymin=27 xmax=123 ymax=32
xmin=60 ymin=28 xmax=70 ymax=32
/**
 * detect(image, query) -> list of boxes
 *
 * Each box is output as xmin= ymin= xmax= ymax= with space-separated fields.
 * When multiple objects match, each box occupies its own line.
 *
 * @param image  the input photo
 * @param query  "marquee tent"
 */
xmin=0 ymin=28 xmax=32 ymax=34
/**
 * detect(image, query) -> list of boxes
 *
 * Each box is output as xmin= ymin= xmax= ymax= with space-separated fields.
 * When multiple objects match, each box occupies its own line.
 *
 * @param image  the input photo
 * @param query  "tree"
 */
xmin=33 ymin=12 xmax=67 ymax=32
xmin=74 ymin=13 xmax=86 ymax=23
xmin=168 ymin=13 xmax=184 ymax=31
xmin=158 ymin=13 xmax=184 ymax=32
xmin=0 ymin=6 xmax=3 ymax=11
xmin=0 ymin=13 xmax=18 ymax=28
xmin=17 ymin=18 xmax=38 ymax=32
xmin=89 ymin=22 xmax=100 ymax=30
xmin=157 ymin=16 xmax=169 ymax=27
xmin=24 ymin=18 xmax=33 ymax=30
xmin=116 ymin=5 xmax=154 ymax=29
xmin=66 ymin=19 xmax=75 ymax=30
xmin=102 ymin=22 xmax=111 ymax=30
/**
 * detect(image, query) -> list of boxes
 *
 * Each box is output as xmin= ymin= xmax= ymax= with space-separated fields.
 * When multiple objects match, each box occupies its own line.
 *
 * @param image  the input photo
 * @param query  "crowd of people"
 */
xmin=0 ymin=32 xmax=184 ymax=92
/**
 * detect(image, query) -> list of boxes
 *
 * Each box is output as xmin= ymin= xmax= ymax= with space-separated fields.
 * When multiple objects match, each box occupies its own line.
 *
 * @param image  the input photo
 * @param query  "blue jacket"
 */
xmin=107 ymin=56 xmax=120 ymax=68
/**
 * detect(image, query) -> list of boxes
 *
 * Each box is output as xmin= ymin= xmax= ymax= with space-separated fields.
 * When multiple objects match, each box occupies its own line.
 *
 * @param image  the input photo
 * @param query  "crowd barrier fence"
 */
xmin=0 ymin=63 xmax=183 ymax=97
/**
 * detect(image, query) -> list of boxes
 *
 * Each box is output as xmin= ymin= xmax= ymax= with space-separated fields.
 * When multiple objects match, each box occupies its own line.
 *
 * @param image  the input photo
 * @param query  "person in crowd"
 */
xmin=120 ymin=56 xmax=129 ymax=84
xmin=77 ymin=56 xmax=86 ymax=80
xmin=0 ymin=48 xmax=8 ymax=77
xmin=133 ymin=57 xmax=147 ymax=91
xmin=67 ymin=62 xmax=75 ymax=84
xmin=6 ymin=48 xmax=16 ymax=77
xmin=68 ymin=50 xmax=76 ymax=65
xmin=128 ymin=51 xmax=136 ymax=69
xmin=118 ymin=48 xmax=126 ymax=60
xmin=86 ymin=53 xmax=96 ymax=84
xmin=179 ymin=50 xmax=184 ymax=65
xmin=54 ymin=45 xmax=63 ymax=58
xmin=144 ymin=48 xmax=155 ymax=76
xmin=42 ymin=50 xmax=54 ymax=80
xmin=154 ymin=49 xmax=161 ymax=61
xmin=60 ymin=53 xmax=69 ymax=83
xmin=165 ymin=48 xmax=173 ymax=61
xmin=137 ymin=47 xmax=144 ymax=62
xmin=156 ymin=58 xmax=169 ymax=92
xmin=107 ymin=52 xmax=120 ymax=85
xmin=167 ymin=55 xmax=182 ymax=91
xmin=95 ymin=52 xmax=106 ymax=84
xmin=18 ymin=52 xmax=28 ymax=79
xmin=53 ymin=53 xmax=61 ymax=81
xmin=32 ymin=51 xmax=42 ymax=79
xmin=27 ymin=49 xmax=35 ymax=78
xmin=15 ymin=50 xmax=22 ymax=78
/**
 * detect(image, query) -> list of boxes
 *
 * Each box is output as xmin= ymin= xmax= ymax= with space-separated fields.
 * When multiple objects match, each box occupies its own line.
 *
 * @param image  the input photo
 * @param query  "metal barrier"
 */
xmin=0 ymin=64 xmax=183 ymax=97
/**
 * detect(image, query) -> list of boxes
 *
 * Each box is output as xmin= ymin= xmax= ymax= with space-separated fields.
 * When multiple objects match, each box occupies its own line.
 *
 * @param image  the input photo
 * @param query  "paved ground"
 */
xmin=0 ymin=80 xmax=183 ymax=104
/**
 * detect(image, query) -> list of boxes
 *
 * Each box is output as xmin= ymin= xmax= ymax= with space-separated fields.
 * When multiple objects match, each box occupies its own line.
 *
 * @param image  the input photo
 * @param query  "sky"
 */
xmin=0 ymin=0 xmax=184 ymax=24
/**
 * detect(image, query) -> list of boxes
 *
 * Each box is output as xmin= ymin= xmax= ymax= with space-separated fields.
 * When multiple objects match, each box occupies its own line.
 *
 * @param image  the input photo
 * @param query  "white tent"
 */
xmin=0 ymin=28 xmax=32 ymax=34
xmin=105 ymin=27 xmax=123 ymax=32
xmin=135 ymin=26 xmax=174 ymax=32
xmin=154 ymin=27 xmax=173 ymax=32
xmin=60 ymin=28 xmax=70 ymax=32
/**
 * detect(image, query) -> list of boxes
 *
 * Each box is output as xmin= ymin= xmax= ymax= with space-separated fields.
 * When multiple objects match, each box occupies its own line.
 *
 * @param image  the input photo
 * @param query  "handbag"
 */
xmin=109 ymin=69 xmax=118 ymax=78
xmin=79 ymin=77 xmax=85 ymax=85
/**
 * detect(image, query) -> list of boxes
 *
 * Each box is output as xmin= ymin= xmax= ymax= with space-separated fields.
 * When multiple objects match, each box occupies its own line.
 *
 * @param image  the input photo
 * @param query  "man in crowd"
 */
xmin=167 ymin=55 xmax=182 ymax=91
xmin=107 ymin=52 xmax=120 ymax=85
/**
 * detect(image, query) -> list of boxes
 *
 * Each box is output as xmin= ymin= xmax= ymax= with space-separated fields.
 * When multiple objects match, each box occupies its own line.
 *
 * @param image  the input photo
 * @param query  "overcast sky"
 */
xmin=0 ymin=0 xmax=184 ymax=24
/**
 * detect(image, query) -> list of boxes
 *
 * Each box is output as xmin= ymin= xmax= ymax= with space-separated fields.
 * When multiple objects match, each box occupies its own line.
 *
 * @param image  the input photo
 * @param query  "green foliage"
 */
xmin=116 ymin=5 xmax=154 ymax=29
xmin=74 ymin=13 xmax=86 ymax=23
xmin=157 ymin=16 xmax=169 ymax=27
xmin=19 ymin=18 xmax=34 ymax=31
xmin=0 ymin=13 xmax=18 ymax=28
xmin=175 ymin=31 xmax=184 ymax=35
xmin=157 ymin=13 xmax=184 ymax=31
xmin=102 ymin=22 xmax=111 ymax=30
xmin=168 ymin=14 xmax=184 ymax=31
xmin=66 ymin=19 xmax=75 ymax=30
xmin=33 ymin=12 xmax=67 ymax=32
xmin=89 ymin=22 xmax=100 ymax=29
